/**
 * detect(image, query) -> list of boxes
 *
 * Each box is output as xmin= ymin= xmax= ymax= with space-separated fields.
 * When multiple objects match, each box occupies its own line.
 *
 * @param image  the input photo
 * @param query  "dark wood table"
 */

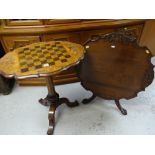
xmin=0 ymin=41 xmax=85 ymax=135
xmin=78 ymin=32 xmax=154 ymax=115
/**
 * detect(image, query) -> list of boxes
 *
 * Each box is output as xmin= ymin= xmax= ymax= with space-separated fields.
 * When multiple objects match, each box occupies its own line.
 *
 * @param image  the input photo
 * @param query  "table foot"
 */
xmin=47 ymin=98 xmax=79 ymax=135
xmin=43 ymin=96 xmax=79 ymax=135
xmin=40 ymin=76 xmax=79 ymax=135
xmin=82 ymin=94 xmax=96 ymax=104
xmin=60 ymin=98 xmax=79 ymax=107
xmin=39 ymin=93 xmax=59 ymax=106
xmin=115 ymin=100 xmax=127 ymax=115
xmin=47 ymin=104 xmax=57 ymax=135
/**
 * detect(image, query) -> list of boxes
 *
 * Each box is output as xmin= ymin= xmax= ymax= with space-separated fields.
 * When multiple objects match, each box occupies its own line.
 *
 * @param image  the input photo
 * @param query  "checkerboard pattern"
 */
xmin=18 ymin=42 xmax=71 ymax=73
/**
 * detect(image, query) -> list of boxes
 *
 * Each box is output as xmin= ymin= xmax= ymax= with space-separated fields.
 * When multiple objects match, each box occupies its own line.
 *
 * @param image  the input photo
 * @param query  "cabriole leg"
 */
xmin=82 ymin=94 xmax=96 ymax=104
xmin=47 ymin=104 xmax=57 ymax=135
xmin=59 ymin=98 xmax=79 ymax=107
xmin=115 ymin=100 xmax=127 ymax=115
xmin=39 ymin=76 xmax=79 ymax=135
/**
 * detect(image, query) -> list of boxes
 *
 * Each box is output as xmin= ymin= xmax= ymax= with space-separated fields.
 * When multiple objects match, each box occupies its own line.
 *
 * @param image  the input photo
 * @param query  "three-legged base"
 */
xmin=82 ymin=94 xmax=127 ymax=115
xmin=38 ymin=76 xmax=79 ymax=135
xmin=39 ymin=76 xmax=79 ymax=135
xmin=39 ymin=94 xmax=79 ymax=135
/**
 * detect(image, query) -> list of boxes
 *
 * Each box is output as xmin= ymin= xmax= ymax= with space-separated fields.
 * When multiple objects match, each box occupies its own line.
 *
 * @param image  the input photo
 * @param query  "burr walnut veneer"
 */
xmin=0 ymin=41 xmax=85 ymax=135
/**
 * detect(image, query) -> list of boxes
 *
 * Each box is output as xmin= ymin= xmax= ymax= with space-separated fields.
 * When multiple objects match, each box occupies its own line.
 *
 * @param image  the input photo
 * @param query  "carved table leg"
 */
xmin=82 ymin=94 xmax=96 ymax=104
xmin=115 ymin=100 xmax=127 ymax=115
xmin=47 ymin=104 xmax=57 ymax=135
xmin=59 ymin=98 xmax=79 ymax=107
xmin=39 ymin=76 xmax=79 ymax=135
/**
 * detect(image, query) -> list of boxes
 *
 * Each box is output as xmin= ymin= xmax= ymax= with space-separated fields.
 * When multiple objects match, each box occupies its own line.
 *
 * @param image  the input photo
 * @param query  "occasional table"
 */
xmin=78 ymin=32 xmax=154 ymax=115
xmin=0 ymin=41 xmax=85 ymax=135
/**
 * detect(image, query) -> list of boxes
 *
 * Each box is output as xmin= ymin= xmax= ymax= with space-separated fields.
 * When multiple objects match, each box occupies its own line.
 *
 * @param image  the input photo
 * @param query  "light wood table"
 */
xmin=0 ymin=41 xmax=85 ymax=134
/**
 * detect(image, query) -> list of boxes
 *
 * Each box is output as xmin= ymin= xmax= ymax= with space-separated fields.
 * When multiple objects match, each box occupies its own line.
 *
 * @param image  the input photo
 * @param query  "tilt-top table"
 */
xmin=0 ymin=41 xmax=85 ymax=135
xmin=77 ymin=32 xmax=154 ymax=115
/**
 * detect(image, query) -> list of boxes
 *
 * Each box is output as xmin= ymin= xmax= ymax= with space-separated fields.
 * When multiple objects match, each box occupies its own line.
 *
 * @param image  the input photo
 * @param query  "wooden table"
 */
xmin=78 ymin=32 xmax=154 ymax=115
xmin=0 ymin=41 xmax=84 ymax=135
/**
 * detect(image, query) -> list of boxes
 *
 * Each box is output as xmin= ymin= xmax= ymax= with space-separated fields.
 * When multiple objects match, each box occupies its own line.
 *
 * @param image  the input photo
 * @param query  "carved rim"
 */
xmin=79 ymin=33 xmax=155 ymax=100
xmin=81 ymin=66 xmax=154 ymax=100
xmin=83 ymin=31 xmax=137 ymax=46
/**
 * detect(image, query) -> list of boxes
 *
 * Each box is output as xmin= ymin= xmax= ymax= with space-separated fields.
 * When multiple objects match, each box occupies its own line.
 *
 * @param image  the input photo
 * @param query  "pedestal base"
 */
xmin=38 ymin=76 xmax=79 ymax=135
xmin=39 ymin=93 xmax=79 ymax=135
xmin=82 ymin=94 xmax=127 ymax=115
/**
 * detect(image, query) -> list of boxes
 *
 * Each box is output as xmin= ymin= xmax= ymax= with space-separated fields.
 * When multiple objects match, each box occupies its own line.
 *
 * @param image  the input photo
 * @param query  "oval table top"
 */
xmin=0 ymin=41 xmax=85 ymax=79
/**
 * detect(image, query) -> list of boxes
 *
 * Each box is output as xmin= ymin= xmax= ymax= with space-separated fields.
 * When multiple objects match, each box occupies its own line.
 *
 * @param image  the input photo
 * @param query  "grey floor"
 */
xmin=0 ymin=58 xmax=155 ymax=135
xmin=0 ymin=82 xmax=155 ymax=135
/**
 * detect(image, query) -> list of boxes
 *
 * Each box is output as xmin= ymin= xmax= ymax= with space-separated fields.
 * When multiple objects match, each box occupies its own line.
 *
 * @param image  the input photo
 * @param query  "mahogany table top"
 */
xmin=78 ymin=32 xmax=154 ymax=100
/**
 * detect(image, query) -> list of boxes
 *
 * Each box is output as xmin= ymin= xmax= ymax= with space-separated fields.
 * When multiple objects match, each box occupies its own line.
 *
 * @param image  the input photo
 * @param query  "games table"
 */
xmin=0 ymin=41 xmax=84 ymax=135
